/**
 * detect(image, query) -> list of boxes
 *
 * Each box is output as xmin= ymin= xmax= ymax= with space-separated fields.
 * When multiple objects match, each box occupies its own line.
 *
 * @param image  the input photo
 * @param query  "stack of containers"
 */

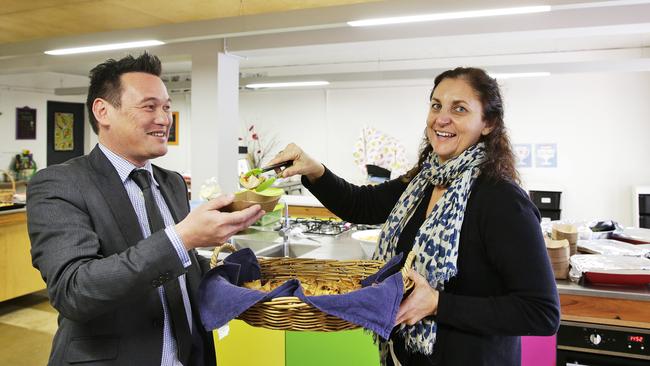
xmin=529 ymin=190 xmax=562 ymax=221
xmin=552 ymin=223 xmax=578 ymax=256
xmin=545 ymin=237 xmax=570 ymax=279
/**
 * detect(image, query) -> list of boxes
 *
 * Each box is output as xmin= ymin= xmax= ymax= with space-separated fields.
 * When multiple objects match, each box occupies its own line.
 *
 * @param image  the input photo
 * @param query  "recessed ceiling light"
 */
xmin=347 ymin=6 xmax=551 ymax=27
xmin=44 ymin=40 xmax=165 ymax=55
xmin=245 ymin=81 xmax=330 ymax=89
xmin=489 ymin=72 xmax=551 ymax=79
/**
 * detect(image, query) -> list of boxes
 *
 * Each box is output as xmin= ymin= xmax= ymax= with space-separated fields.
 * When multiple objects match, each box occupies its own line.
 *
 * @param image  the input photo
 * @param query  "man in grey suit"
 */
xmin=27 ymin=52 xmax=264 ymax=365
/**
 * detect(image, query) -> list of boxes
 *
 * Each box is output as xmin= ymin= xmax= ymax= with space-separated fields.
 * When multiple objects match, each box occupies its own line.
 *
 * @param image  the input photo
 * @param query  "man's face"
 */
xmin=99 ymin=72 xmax=172 ymax=166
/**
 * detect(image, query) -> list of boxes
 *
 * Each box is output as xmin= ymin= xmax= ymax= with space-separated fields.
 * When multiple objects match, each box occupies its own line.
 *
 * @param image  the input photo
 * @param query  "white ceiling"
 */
xmin=1 ymin=0 xmax=650 ymax=91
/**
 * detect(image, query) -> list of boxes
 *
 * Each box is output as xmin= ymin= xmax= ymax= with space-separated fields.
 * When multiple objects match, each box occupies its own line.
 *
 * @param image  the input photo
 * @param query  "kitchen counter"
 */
xmin=282 ymin=194 xmax=323 ymax=208
xmin=199 ymin=227 xmax=367 ymax=262
xmin=287 ymin=229 xmax=368 ymax=260
xmin=207 ymin=225 xmax=650 ymax=365
xmin=205 ymin=225 xmax=650 ymax=328
xmin=0 ymin=206 xmax=26 ymax=215
xmin=213 ymin=226 xmax=650 ymax=299
xmin=301 ymin=232 xmax=650 ymax=305
xmin=556 ymin=279 xmax=650 ymax=302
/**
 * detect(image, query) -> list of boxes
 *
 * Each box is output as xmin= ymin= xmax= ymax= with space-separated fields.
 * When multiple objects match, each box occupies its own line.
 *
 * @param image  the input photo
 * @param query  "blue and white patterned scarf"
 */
xmin=374 ymin=142 xmax=486 ymax=359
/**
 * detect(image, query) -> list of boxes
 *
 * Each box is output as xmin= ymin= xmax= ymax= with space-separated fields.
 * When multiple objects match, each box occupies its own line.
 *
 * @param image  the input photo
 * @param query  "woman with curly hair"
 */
xmin=270 ymin=67 xmax=559 ymax=365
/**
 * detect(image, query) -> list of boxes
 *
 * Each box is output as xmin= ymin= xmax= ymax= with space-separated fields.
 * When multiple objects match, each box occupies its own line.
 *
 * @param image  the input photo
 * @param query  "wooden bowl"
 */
xmin=552 ymin=223 xmax=578 ymax=244
xmin=221 ymin=190 xmax=281 ymax=212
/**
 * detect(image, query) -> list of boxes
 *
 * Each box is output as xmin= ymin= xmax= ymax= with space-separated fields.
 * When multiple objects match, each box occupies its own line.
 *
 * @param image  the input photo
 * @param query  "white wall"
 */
xmin=0 ymin=89 xmax=85 ymax=172
xmin=4 ymin=72 xmax=649 ymax=226
xmin=240 ymin=72 xmax=650 ymax=227
xmin=503 ymin=72 xmax=650 ymax=226
xmin=325 ymin=85 xmax=430 ymax=182
xmin=239 ymin=85 xmax=431 ymax=185
xmin=1 ymin=88 xmax=192 ymax=176
xmin=239 ymin=89 xmax=330 ymax=168
xmin=151 ymin=92 xmax=192 ymax=174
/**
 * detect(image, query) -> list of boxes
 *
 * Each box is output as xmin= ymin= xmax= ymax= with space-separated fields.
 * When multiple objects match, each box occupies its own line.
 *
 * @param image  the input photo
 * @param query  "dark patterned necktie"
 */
xmin=130 ymin=169 xmax=193 ymax=363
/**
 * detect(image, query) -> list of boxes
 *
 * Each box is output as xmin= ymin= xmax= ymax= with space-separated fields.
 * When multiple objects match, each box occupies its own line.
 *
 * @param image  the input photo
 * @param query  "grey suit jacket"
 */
xmin=27 ymin=146 xmax=216 ymax=365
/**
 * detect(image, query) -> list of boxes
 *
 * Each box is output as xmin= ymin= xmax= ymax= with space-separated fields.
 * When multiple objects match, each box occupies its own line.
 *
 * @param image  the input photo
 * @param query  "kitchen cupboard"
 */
xmin=214 ymin=320 xmax=285 ymax=366
xmin=283 ymin=195 xmax=339 ymax=219
xmin=0 ymin=210 xmax=46 ymax=302
xmin=521 ymin=336 xmax=556 ymax=366
xmin=214 ymin=320 xmax=379 ymax=366
xmin=288 ymin=205 xmax=337 ymax=219
xmin=215 ymin=320 xmax=558 ymax=366
xmin=214 ymin=287 xmax=650 ymax=366
xmin=286 ymin=328 xmax=379 ymax=366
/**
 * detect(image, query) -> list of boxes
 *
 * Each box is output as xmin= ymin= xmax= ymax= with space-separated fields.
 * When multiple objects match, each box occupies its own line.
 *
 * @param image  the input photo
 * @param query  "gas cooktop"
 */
xmin=289 ymin=217 xmax=379 ymax=236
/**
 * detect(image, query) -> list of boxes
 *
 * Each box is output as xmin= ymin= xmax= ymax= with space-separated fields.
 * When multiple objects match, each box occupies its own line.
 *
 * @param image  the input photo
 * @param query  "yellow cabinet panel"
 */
xmin=0 ymin=212 xmax=46 ymax=302
xmin=214 ymin=320 xmax=285 ymax=366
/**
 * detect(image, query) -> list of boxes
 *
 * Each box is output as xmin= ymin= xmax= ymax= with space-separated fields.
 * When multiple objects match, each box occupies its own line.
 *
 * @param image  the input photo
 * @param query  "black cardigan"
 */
xmin=302 ymin=168 xmax=560 ymax=366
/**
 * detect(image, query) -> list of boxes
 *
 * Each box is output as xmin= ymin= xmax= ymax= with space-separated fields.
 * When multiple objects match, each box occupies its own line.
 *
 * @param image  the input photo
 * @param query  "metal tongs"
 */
xmin=243 ymin=160 xmax=294 ymax=178
xmin=242 ymin=160 xmax=293 ymax=192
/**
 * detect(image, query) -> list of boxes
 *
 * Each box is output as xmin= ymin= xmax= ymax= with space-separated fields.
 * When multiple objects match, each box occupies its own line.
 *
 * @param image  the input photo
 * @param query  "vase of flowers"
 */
xmin=239 ymin=124 xmax=278 ymax=169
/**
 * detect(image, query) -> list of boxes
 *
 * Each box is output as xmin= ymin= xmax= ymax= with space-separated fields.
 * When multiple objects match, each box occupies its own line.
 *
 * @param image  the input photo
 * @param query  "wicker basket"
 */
xmin=0 ymin=171 xmax=16 ymax=204
xmin=210 ymin=243 xmax=415 ymax=331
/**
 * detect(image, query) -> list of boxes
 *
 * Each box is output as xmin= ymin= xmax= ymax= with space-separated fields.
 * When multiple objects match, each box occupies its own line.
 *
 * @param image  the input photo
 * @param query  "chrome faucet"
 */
xmin=278 ymin=200 xmax=290 ymax=257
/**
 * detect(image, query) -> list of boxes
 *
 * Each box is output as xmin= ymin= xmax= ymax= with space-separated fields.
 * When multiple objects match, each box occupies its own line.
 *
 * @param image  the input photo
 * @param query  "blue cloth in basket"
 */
xmin=198 ymin=249 xmax=405 ymax=340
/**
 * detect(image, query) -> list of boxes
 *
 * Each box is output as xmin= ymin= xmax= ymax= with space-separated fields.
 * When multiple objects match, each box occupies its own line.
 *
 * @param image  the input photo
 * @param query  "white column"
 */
xmin=190 ymin=47 xmax=240 ymax=196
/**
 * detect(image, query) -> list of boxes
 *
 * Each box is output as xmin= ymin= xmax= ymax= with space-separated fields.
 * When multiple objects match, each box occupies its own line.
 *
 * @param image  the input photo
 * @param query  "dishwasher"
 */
xmin=556 ymin=320 xmax=649 ymax=365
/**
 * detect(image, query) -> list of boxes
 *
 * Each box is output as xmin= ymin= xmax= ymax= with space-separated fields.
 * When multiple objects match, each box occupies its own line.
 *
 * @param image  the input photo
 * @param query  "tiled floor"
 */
xmin=0 ymin=291 xmax=56 ymax=365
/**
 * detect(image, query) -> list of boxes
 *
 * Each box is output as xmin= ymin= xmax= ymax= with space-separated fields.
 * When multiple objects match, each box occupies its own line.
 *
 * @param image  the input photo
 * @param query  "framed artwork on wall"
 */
xmin=168 ymin=111 xmax=179 ymax=145
xmin=16 ymin=106 xmax=37 ymax=139
xmin=513 ymin=144 xmax=532 ymax=168
xmin=47 ymin=101 xmax=84 ymax=166
xmin=535 ymin=143 xmax=557 ymax=168
xmin=53 ymin=112 xmax=74 ymax=151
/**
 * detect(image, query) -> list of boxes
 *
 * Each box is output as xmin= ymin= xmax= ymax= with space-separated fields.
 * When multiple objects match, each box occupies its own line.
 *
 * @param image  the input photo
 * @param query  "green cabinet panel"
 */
xmin=286 ymin=329 xmax=380 ymax=366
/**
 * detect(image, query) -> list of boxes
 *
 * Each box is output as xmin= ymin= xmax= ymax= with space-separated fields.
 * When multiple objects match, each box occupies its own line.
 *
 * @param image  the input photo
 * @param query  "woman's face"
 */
xmin=426 ymin=77 xmax=493 ymax=163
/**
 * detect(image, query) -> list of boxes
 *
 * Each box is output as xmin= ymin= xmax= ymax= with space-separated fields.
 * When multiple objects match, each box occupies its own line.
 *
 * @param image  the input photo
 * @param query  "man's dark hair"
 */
xmin=86 ymin=52 xmax=162 ymax=134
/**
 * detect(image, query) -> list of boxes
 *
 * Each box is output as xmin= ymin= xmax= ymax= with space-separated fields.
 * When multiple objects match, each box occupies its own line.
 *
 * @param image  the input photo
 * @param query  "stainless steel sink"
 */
xmin=230 ymin=229 xmax=282 ymax=253
xmin=255 ymin=243 xmax=320 ymax=258
xmin=230 ymin=228 xmax=321 ymax=258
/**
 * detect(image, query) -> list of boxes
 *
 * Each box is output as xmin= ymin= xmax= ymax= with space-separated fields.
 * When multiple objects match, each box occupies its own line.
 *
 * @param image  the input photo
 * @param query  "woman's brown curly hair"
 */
xmin=403 ymin=67 xmax=520 ymax=184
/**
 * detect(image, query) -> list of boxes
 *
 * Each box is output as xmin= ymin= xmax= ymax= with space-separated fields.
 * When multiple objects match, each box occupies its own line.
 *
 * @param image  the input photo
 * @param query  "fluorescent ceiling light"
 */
xmin=44 ymin=40 xmax=165 ymax=55
xmin=347 ymin=6 xmax=551 ymax=27
xmin=489 ymin=72 xmax=551 ymax=79
xmin=245 ymin=81 xmax=330 ymax=89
